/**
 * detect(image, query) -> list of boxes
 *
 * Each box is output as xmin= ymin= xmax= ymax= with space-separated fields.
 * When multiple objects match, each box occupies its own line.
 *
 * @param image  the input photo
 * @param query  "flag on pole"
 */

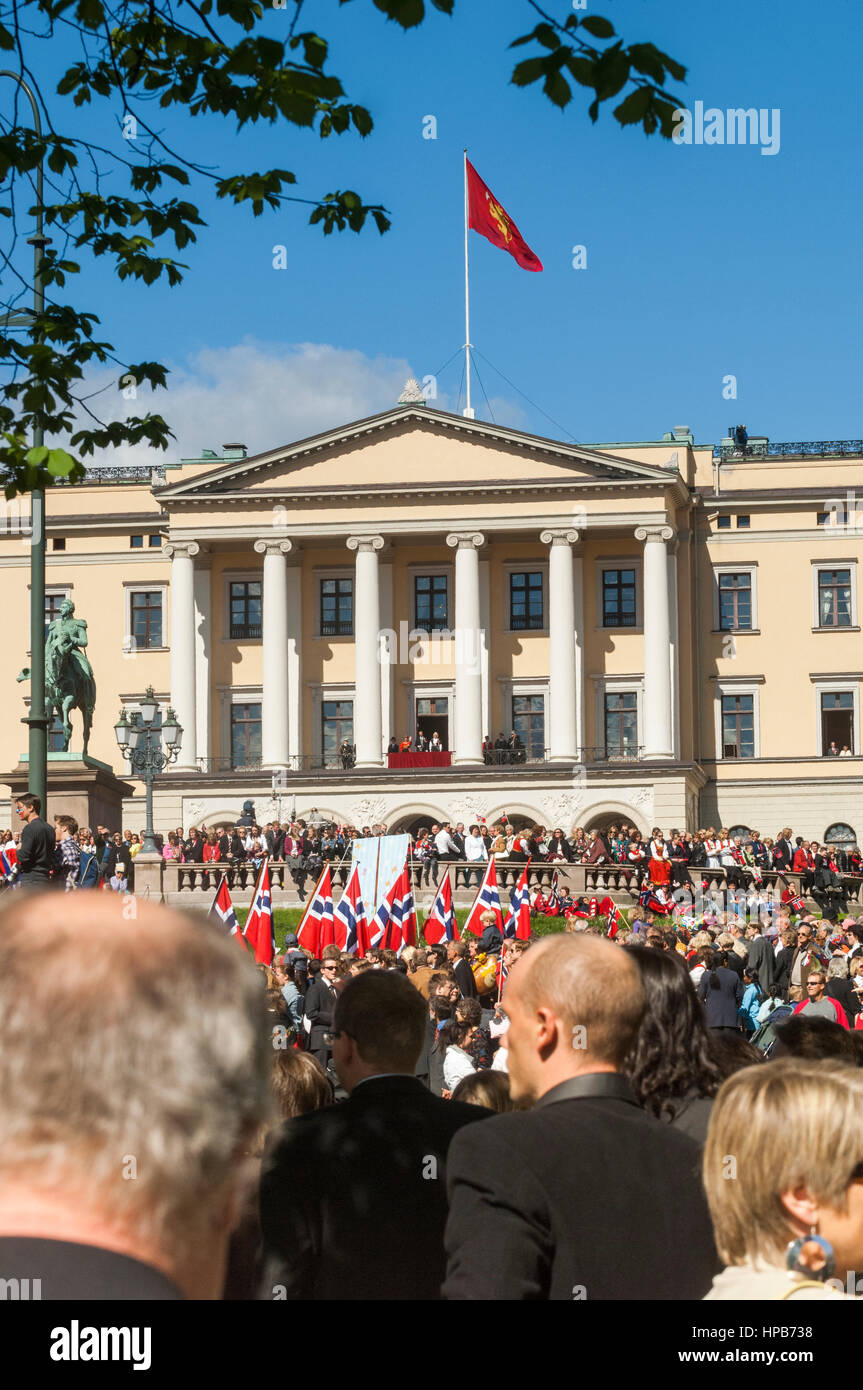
xmin=462 ymin=856 xmax=505 ymax=937
xmin=297 ymin=865 xmax=334 ymax=958
xmin=466 ymin=159 xmax=543 ymax=272
xmin=208 ymin=873 xmax=245 ymax=947
xmin=243 ymin=858 xmax=275 ymax=965
xmin=334 ymin=861 xmax=370 ymax=957
xmin=603 ymin=898 xmax=622 ymax=939
xmin=503 ymin=860 xmax=532 ymax=940
xmin=371 ymin=869 xmax=402 ymax=950
xmin=423 ymin=871 xmax=459 ymax=945
xmin=398 ymin=867 xmax=417 ymax=949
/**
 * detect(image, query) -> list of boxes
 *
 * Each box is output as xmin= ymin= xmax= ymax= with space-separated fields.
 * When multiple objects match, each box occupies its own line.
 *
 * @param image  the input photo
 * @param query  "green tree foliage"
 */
xmin=0 ymin=0 xmax=686 ymax=497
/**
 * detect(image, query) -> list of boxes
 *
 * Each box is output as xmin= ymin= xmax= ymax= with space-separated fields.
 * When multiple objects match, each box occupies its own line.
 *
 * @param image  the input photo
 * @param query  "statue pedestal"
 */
xmin=4 ymin=753 xmax=135 ymax=832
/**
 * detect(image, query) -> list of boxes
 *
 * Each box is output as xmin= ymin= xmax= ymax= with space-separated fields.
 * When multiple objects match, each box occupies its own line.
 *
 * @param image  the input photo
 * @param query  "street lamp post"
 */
xmin=114 ymin=688 xmax=182 ymax=855
xmin=1 ymin=71 xmax=50 ymax=809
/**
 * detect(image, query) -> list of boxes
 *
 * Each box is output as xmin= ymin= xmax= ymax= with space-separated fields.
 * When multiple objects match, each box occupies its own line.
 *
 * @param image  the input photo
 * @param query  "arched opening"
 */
xmin=824 ymin=821 xmax=856 ymax=848
xmin=728 ymin=824 xmax=750 ymax=840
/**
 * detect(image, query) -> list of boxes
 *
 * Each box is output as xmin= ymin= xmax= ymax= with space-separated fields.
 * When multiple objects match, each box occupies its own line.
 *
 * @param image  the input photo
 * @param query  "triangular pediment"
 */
xmin=155 ymin=405 xmax=679 ymax=503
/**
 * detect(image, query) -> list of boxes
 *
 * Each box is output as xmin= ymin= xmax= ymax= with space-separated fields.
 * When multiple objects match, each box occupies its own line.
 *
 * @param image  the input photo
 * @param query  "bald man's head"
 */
xmin=0 ymin=890 xmax=271 ymax=1283
xmin=503 ymin=933 xmax=646 ymax=1103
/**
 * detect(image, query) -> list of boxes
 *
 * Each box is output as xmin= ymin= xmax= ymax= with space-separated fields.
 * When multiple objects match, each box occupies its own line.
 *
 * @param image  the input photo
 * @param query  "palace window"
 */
xmin=415 ymin=574 xmax=449 ymax=632
xmin=509 ymin=572 xmax=544 ymax=630
xmin=736 ymin=515 xmax=751 ymax=528
xmin=320 ymin=578 xmax=353 ymax=636
xmin=230 ymin=580 xmax=262 ymax=640
xmin=717 ymin=516 xmax=731 ymax=530
xmin=817 ymin=568 xmax=852 ymax=628
xmin=130 ymin=591 xmax=163 ymax=649
xmin=45 ymin=591 xmax=68 ymax=636
xmin=721 ymin=693 xmax=755 ymax=759
xmin=231 ymin=703 xmax=261 ymax=768
xmin=322 ymin=699 xmax=353 ymax=764
xmin=718 ymin=573 xmax=752 ymax=630
xmin=512 ymin=693 xmax=545 ymax=760
xmin=602 ymin=568 xmax=637 ymax=627
xmin=130 ymin=535 xmax=143 ymax=548
xmin=821 ymin=691 xmax=854 ymax=755
xmin=604 ymin=692 xmax=638 ymax=758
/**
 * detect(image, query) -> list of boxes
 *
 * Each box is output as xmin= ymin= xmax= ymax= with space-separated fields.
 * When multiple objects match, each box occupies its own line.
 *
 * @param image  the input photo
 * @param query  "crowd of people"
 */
xmin=1 ymin=884 xmax=862 ymax=1305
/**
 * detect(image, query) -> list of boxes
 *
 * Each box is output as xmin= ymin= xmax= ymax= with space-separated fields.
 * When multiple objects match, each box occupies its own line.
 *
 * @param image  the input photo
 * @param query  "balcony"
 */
xmin=715 ymin=438 xmax=863 ymax=462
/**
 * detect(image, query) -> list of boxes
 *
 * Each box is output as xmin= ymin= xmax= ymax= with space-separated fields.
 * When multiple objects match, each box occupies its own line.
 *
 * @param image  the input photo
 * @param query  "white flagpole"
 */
xmin=463 ymin=148 xmax=473 ymax=419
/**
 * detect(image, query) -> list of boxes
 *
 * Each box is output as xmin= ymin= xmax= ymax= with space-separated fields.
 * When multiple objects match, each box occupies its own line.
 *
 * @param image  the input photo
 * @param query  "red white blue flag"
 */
xmin=243 ymin=858 xmax=275 ymax=965
xmin=208 ymin=873 xmax=244 ymax=946
xmin=297 ymin=865 xmax=334 ymax=958
xmin=398 ymin=867 xmax=417 ymax=949
xmin=503 ymin=860 xmax=531 ymax=940
xmin=334 ymin=861 xmax=370 ymax=957
xmin=1 ymin=845 xmax=18 ymax=884
xmin=423 ymin=871 xmax=459 ymax=945
xmin=371 ymin=863 xmax=416 ymax=951
xmin=463 ymin=856 xmax=505 ymax=937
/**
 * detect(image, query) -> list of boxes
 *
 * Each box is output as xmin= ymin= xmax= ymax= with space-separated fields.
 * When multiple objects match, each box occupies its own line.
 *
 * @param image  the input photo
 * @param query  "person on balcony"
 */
xmin=464 ymin=825 xmax=489 ymax=888
xmin=387 ymin=736 xmax=398 ymax=754
xmin=508 ymin=730 xmax=526 ymax=764
xmin=582 ymin=830 xmax=611 ymax=866
xmin=547 ymin=829 xmax=572 ymax=862
xmin=202 ymin=830 xmax=221 ymax=891
xmin=493 ymin=733 xmax=508 ymax=764
xmin=416 ymin=730 xmax=428 ymax=753
xmin=429 ymin=731 xmax=443 ymax=753
xmin=482 ymin=734 xmax=493 ymax=764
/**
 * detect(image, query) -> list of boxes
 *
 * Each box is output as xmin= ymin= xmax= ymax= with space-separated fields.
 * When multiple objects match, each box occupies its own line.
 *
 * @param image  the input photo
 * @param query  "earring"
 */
xmin=785 ymin=1225 xmax=836 ymax=1282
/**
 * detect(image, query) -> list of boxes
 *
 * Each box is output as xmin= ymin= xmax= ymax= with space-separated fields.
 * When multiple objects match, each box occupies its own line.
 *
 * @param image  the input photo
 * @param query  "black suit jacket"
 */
xmin=0 ymin=1237 xmax=181 ymax=1300
xmin=443 ymin=1074 xmax=718 ymax=1300
xmin=303 ymin=978 xmax=337 ymax=1050
xmin=259 ymin=1075 xmax=489 ymax=1300
xmin=452 ymin=957 xmax=477 ymax=1000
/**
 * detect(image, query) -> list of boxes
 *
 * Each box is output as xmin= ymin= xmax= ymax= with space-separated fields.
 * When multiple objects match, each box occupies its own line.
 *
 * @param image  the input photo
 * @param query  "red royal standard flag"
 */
xmin=466 ymin=159 xmax=543 ymax=272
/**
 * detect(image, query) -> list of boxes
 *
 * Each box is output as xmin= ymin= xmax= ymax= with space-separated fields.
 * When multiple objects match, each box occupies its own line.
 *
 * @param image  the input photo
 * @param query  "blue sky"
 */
xmin=17 ymin=0 xmax=863 ymax=457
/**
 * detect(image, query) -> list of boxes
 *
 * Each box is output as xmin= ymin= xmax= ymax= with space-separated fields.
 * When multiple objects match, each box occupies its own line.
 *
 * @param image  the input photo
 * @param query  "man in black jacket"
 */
xmin=260 ymin=971 xmax=488 ymax=1300
xmin=14 ymin=794 xmax=55 ymax=888
xmin=303 ymin=958 xmax=339 ymax=1067
xmin=443 ymin=934 xmax=719 ymax=1300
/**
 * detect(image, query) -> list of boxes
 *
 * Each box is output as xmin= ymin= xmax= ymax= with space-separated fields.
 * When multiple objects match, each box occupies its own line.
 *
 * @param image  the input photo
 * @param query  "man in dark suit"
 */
xmin=303 ymin=957 xmax=339 ymax=1068
xmin=0 ymin=889 xmax=271 ymax=1299
xmin=260 ymin=972 xmax=488 ymax=1300
xmin=446 ymin=939 xmax=477 ymax=999
xmin=443 ymin=934 xmax=719 ymax=1300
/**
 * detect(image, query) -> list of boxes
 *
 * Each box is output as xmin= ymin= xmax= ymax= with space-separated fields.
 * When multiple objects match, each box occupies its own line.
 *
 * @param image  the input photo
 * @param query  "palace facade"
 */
xmin=2 ymin=385 xmax=862 ymax=848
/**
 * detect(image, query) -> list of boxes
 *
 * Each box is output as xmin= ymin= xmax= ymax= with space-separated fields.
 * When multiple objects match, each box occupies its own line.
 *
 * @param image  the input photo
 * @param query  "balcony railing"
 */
xmin=715 ymin=439 xmax=863 ymax=461
xmin=185 ymin=747 xmax=649 ymax=777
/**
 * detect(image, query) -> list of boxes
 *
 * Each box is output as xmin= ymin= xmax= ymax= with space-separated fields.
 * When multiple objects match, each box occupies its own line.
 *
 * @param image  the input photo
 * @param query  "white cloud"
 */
xmin=70 ymin=339 xmax=525 ymax=468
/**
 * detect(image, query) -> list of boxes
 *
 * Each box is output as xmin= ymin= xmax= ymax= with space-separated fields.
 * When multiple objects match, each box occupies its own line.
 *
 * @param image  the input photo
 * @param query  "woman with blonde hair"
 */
xmin=702 ymin=1060 xmax=863 ymax=1299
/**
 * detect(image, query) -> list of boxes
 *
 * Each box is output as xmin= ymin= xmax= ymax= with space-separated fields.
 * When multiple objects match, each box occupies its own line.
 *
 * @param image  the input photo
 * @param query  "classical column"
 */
xmin=165 ymin=541 xmax=199 ymax=773
xmin=286 ymin=560 xmax=302 ymax=766
xmin=193 ymin=555 xmax=211 ymax=767
xmin=346 ymin=535 xmax=385 ymax=767
xmin=635 ymin=525 xmax=675 ymax=760
xmin=446 ymin=532 xmax=485 ymax=764
xmin=254 ymin=539 xmax=293 ymax=772
xmin=541 ymin=529 xmax=580 ymax=762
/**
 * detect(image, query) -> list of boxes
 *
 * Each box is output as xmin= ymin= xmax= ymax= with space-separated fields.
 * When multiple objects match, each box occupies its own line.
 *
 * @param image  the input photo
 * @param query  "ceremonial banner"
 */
xmin=466 ymin=159 xmax=543 ymax=271
xmin=353 ymin=834 xmax=410 ymax=917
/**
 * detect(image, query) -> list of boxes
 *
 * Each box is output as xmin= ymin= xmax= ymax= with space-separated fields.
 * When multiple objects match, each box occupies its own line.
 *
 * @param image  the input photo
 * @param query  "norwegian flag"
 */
xmin=463 ymin=857 xmax=505 ymax=937
xmin=604 ymin=898 xmax=622 ymax=938
xmin=298 ymin=866 xmax=334 ymax=957
xmin=208 ymin=873 xmax=245 ymax=947
xmin=334 ymin=861 xmax=370 ymax=957
xmin=1 ymin=845 xmax=18 ymax=884
xmin=789 ymin=894 xmax=806 ymax=914
xmin=371 ymin=869 xmax=403 ymax=950
xmin=503 ymin=860 xmax=532 ymax=940
xmin=398 ymin=868 xmax=418 ymax=949
xmin=243 ymin=858 xmax=275 ymax=965
xmin=423 ymin=871 xmax=459 ymax=945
